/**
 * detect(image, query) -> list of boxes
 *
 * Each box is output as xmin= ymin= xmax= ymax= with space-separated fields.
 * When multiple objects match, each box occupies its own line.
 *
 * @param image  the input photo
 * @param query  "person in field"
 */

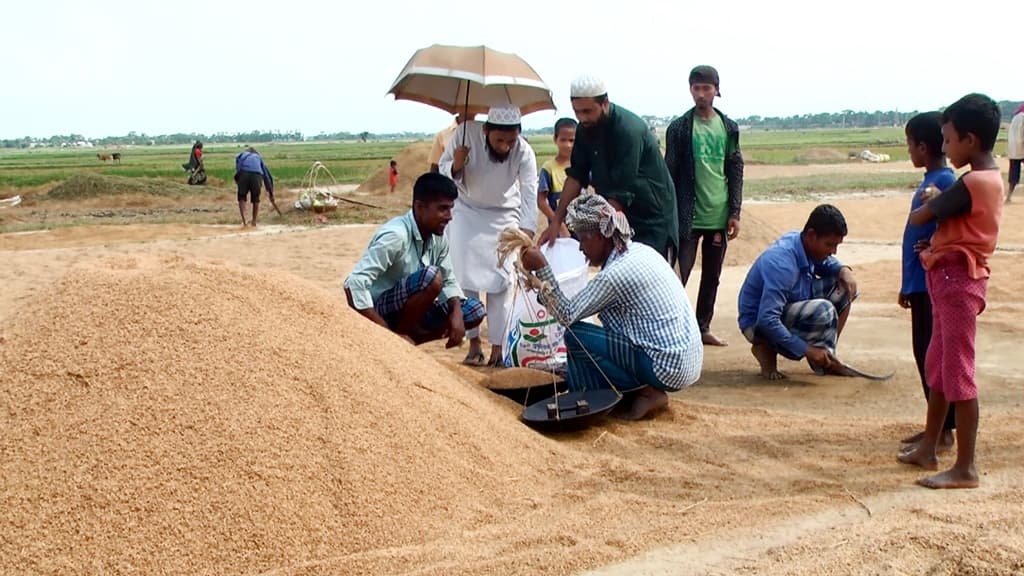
xmin=183 ymin=141 xmax=206 ymax=185
xmin=898 ymin=93 xmax=1004 ymax=490
xmin=737 ymin=204 xmax=861 ymax=380
xmin=898 ymin=112 xmax=957 ymax=453
xmin=537 ymin=117 xmax=577 ymax=238
xmin=439 ymin=105 xmax=538 ymax=367
xmin=665 ymin=65 xmax=744 ymax=347
xmin=538 ymin=75 xmax=678 ymax=263
xmin=519 ymin=193 xmax=702 ymax=420
xmin=345 ymin=172 xmax=484 ymax=346
xmin=1006 ymin=103 xmax=1024 ymax=203
xmin=234 ymin=146 xmax=273 ymax=227
xmin=428 ymin=113 xmax=466 ymax=174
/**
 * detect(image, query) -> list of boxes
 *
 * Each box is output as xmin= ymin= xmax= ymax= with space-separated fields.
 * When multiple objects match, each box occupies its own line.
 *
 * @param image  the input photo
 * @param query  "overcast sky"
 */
xmin=4 ymin=0 xmax=1018 ymax=139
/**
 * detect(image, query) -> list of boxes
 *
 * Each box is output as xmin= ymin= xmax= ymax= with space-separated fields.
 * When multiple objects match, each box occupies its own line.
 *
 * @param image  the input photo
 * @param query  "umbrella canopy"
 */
xmin=387 ymin=44 xmax=555 ymax=117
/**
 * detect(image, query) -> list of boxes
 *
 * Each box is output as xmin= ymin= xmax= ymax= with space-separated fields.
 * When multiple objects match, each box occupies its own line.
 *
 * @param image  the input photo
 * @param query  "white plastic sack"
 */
xmin=504 ymin=238 xmax=589 ymax=372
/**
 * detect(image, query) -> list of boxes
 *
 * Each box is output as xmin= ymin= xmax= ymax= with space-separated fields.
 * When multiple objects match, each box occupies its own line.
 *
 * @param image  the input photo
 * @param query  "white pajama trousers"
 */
xmin=463 ymin=288 xmax=512 ymax=347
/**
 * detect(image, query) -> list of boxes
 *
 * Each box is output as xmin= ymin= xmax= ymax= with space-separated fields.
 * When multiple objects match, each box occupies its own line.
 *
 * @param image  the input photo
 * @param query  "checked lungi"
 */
xmin=744 ymin=276 xmax=856 ymax=364
xmin=374 ymin=265 xmax=486 ymax=332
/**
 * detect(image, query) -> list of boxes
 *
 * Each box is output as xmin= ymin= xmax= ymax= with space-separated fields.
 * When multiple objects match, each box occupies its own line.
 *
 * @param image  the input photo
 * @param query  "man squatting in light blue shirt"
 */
xmin=344 ymin=172 xmax=485 ymax=346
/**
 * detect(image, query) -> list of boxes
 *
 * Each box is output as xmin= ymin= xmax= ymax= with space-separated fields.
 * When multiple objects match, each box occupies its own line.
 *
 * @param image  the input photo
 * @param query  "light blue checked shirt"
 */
xmin=536 ymin=242 xmax=703 ymax=390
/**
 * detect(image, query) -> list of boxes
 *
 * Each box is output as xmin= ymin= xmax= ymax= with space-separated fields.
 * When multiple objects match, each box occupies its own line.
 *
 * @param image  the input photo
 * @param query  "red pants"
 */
xmin=925 ymin=252 xmax=987 ymax=402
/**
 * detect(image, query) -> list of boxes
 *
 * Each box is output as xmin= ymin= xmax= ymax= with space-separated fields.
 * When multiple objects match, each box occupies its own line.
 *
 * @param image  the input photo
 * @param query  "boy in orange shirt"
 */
xmin=898 ymin=94 xmax=1004 ymax=489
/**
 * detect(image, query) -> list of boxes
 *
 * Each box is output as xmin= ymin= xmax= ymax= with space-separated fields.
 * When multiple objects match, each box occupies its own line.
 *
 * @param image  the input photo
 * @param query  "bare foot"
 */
xmin=901 ymin=430 xmax=925 ymax=444
xmin=751 ymin=343 xmax=786 ymax=380
xmin=615 ymin=386 xmax=668 ymax=420
xmin=702 ymin=332 xmax=729 ymax=347
xmin=917 ymin=467 xmax=979 ymax=489
xmin=900 ymin=430 xmax=955 ymax=456
xmin=897 ymin=445 xmax=939 ymax=470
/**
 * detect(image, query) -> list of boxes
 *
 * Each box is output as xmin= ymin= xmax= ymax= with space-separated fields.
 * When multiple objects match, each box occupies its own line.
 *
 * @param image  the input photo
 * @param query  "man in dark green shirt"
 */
xmin=539 ymin=75 xmax=678 ymax=262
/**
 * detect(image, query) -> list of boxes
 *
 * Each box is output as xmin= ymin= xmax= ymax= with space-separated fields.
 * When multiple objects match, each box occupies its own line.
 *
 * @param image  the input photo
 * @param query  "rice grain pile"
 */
xmin=0 ymin=254 xmax=564 ymax=575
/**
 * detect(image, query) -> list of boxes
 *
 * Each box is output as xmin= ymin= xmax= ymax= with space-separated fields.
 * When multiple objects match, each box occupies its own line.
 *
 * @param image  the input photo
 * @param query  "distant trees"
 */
xmin=632 ymin=101 xmax=1022 ymax=132
xmin=4 ymin=101 xmax=1020 ymax=148
xmin=1 ymin=130 xmax=305 ymax=149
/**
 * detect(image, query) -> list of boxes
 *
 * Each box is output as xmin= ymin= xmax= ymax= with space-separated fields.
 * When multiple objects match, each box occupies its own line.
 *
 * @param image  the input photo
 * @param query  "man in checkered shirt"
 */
xmin=520 ymin=194 xmax=703 ymax=420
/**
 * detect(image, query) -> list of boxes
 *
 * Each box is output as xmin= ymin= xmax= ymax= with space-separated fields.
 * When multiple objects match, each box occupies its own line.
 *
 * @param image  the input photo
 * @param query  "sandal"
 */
xmin=462 ymin=351 xmax=486 ymax=366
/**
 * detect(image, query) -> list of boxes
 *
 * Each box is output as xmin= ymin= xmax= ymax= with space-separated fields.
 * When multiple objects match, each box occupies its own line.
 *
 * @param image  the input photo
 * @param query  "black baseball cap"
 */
xmin=688 ymin=65 xmax=721 ymax=97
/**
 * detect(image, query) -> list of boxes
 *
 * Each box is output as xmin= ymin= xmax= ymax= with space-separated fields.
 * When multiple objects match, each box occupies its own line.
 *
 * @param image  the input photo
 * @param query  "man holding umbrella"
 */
xmin=439 ymin=104 xmax=539 ymax=367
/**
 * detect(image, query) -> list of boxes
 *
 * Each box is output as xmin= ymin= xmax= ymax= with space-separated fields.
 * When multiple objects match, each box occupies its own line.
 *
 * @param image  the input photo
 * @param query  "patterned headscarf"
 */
xmin=566 ymin=193 xmax=633 ymax=252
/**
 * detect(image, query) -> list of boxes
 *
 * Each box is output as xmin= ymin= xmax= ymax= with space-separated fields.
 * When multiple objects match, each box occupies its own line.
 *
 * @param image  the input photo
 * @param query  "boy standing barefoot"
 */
xmin=899 ymin=112 xmax=956 ymax=453
xmin=898 ymin=94 xmax=1004 ymax=489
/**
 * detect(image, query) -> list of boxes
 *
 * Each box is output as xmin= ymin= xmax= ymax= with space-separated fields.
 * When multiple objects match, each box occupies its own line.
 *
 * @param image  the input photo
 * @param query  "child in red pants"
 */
xmin=898 ymin=93 xmax=1004 ymax=489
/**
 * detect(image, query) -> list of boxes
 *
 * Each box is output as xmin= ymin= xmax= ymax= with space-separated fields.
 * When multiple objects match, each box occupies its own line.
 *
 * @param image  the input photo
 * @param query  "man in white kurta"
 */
xmin=440 ymin=104 xmax=539 ymax=366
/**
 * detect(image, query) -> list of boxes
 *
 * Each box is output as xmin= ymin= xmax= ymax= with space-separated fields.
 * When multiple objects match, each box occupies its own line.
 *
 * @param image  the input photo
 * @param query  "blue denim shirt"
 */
xmin=737 ymin=231 xmax=844 ymax=359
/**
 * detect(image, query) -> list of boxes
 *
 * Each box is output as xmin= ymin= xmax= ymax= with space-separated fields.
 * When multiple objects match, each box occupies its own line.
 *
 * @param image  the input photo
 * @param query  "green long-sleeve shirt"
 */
xmin=567 ymin=104 xmax=679 ymax=255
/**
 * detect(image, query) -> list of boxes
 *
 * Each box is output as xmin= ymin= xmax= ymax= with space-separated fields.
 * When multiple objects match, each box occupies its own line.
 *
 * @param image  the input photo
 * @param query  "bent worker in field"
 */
xmin=519 ymin=194 xmax=703 ymax=420
xmin=344 ymin=172 xmax=485 ymax=346
xmin=737 ymin=204 xmax=861 ymax=379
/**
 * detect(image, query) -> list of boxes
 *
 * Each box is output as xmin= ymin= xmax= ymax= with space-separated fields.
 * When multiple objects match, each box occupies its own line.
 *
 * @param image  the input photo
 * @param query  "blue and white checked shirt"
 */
xmin=536 ymin=242 xmax=703 ymax=390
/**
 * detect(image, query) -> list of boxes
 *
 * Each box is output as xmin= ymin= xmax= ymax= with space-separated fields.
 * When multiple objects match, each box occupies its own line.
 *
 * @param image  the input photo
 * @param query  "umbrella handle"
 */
xmin=462 ymin=81 xmax=470 ymax=147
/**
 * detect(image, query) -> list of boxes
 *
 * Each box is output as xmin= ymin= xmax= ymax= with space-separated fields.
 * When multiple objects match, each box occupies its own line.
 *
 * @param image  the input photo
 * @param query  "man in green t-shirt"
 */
xmin=665 ymin=65 xmax=744 ymax=347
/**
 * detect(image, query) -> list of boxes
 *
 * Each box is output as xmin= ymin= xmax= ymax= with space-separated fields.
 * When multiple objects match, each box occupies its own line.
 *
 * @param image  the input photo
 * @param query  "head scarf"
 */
xmin=566 ymin=193 xmax=633 ymax=252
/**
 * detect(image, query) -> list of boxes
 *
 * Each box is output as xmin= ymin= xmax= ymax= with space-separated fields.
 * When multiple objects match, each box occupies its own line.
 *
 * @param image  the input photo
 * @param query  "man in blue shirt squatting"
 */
xmin=344 ymin=173 xmax=485 ymax=347
xmin=519 ymin=194 xmax=703 ymax=420
xmin=737 ymin=204 xmax=861 ymax=380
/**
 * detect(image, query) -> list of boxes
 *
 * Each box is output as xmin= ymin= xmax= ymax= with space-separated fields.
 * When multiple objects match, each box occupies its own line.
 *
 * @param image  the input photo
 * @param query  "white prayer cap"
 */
xmin=486 ymin=105 xmax=522 ymax=126
xmin=570 ymin=75 xmax=607 ymax=98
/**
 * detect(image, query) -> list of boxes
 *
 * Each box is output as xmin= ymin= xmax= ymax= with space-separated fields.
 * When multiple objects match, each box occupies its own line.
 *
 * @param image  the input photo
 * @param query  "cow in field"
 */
xmin=97 ymin=153 xmax=122 ymax=164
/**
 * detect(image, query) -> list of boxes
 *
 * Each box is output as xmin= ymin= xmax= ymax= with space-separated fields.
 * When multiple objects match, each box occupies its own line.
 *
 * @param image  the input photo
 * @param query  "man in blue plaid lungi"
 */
xmin=345 ymin=173 xmax=485 ymax=346
xmin=521 ymin=194 xmax=703 ymax=421
xmin=737 ymin=204 xmax=860 ymax=380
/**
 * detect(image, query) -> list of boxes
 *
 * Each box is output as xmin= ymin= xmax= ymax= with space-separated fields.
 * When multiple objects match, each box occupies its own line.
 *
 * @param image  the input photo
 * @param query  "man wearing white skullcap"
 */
xmin=521 ymin=193 xmax=702 ymax=420
xmin=439 ymin=104 xmax=538 ymax=367
xmin=540 ymin=75 xmax=678 ymax=264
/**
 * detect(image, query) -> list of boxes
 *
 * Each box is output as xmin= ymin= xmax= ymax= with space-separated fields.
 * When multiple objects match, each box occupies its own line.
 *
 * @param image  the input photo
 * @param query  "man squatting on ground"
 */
xmin=520 ymin=194 xmax=703 ymax=420
xmin=737 ymin=204 xmax=861 ymax=380
xmin=344 ymin=172 xmax=485 ymax=346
